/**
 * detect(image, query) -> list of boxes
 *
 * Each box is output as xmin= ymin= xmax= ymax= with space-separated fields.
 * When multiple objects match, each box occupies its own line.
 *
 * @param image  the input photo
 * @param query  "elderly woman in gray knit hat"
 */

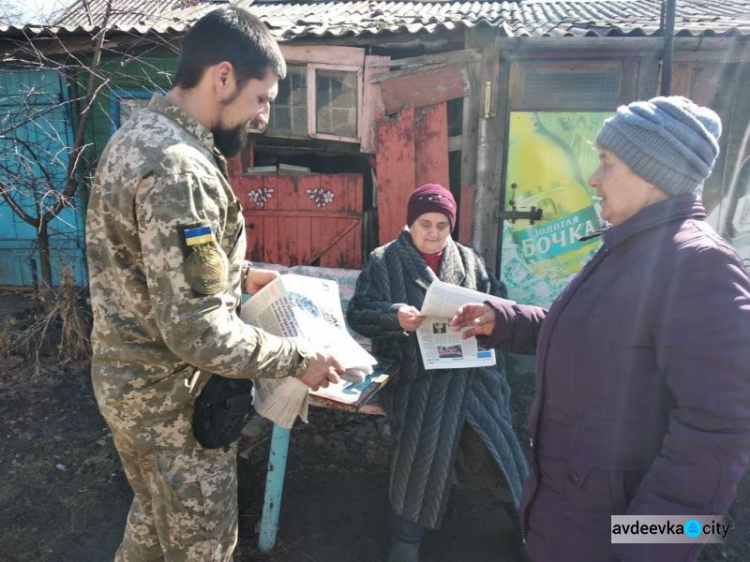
xmin=451 ymin=96 xmax=750 ymax=562
xmin=347 ymin=183 xmax=528 ymax=562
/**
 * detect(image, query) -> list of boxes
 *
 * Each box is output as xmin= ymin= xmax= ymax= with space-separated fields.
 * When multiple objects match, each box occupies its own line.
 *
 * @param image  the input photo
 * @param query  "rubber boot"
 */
xmin=387 ymin=538 xmax=420 ymax=562
xmin=388 ymin=515 xmax=424 ymax=562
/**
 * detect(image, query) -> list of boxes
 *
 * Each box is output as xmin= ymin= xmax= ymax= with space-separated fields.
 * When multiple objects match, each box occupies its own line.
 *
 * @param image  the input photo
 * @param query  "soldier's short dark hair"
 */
xmin=172 ymin=7 xmax=287 ymax=90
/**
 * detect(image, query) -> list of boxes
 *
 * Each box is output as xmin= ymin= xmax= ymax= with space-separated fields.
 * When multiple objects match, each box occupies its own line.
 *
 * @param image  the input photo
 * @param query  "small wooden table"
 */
xmin=257 ymin=361 xmax=397 ymax=553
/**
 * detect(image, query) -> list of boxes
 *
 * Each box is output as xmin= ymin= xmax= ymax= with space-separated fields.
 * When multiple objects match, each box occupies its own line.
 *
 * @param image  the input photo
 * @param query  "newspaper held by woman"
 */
xmin=416 ymin=279 xmax=515 ymax=370
xmin=240 ymin=274 xmax=377 ymax=428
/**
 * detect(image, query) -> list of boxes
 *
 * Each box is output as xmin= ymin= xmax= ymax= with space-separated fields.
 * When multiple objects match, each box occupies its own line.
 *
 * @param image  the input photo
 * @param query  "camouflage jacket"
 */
xmin=86 ymin=94 xmax=309 ymax=427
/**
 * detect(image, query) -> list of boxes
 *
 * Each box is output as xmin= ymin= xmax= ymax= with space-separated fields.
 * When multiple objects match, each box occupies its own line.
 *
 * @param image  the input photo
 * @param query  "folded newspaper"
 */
xmin=416 ymin=279 xmax=515 ymax=370
xmin=240 ymin=274 xmax=378 ymax=428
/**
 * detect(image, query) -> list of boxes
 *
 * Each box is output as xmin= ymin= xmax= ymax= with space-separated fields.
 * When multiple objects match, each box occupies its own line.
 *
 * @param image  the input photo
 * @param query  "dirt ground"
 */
xmin=1 ymin=296 xmax=749 ymax=561
xmin=0 ymin=356 xmax=525 ymax=562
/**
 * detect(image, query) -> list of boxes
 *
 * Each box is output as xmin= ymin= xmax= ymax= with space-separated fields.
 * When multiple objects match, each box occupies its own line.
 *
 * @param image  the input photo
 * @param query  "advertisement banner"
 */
xmin=500 ymin=112 xmax=610 ymax=307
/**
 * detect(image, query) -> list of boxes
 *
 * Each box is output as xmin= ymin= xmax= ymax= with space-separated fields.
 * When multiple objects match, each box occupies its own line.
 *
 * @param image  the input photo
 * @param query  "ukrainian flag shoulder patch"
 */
xmin=184 ymin=225 xmax=214 ymax=246
xmin=182 ymin=224 xmax=226 ymax=295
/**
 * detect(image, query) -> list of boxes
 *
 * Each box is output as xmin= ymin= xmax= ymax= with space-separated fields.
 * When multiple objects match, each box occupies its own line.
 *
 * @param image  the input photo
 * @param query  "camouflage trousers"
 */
xmin=108 ymin=411 xmax=239 ymax=562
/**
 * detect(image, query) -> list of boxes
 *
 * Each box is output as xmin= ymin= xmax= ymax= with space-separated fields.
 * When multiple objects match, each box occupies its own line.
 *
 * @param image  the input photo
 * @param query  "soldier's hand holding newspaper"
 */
xmin=245 ymin=266 xmax=280 ymax=295
xmin=299 ymin=350 xmax=344 ymax=391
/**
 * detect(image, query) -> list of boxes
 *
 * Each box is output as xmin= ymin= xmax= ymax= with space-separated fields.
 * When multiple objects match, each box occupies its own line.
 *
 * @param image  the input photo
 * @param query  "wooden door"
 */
xmin=232 ymin=173 xmax=363 ymax=268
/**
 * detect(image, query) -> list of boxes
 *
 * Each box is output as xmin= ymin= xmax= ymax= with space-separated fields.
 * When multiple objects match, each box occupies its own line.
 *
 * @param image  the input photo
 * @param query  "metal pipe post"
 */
xmin=258 ymin=423 xmax=292 ymax=553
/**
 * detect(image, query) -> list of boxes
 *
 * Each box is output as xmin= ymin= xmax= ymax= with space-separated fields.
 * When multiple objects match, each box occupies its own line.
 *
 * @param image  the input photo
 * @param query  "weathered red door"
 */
xmin=231 ymin=173 xmax=363 ymax=268
xmin=375 ymin=102 xmax=451 ymax=245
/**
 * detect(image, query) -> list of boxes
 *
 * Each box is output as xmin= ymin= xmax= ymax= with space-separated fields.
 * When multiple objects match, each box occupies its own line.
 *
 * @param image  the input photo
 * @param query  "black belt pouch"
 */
xmin=193 ymin=375 xmax=254 ymax=450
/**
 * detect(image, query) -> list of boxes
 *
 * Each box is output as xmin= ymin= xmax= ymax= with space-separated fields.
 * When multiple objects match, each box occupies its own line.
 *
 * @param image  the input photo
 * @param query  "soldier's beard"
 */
xmin=213 ymin=122 xmax=247 ymax=158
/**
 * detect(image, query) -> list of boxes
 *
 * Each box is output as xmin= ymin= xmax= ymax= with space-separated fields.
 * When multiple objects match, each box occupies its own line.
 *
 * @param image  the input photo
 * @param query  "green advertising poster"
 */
xmin=500 ymin=112 xmax=610 ymax=308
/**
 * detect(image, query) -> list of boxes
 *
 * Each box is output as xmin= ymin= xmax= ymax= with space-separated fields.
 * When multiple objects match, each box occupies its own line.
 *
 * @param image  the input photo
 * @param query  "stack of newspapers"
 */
xmin=240 ymin=273 xmax=377 ymax=428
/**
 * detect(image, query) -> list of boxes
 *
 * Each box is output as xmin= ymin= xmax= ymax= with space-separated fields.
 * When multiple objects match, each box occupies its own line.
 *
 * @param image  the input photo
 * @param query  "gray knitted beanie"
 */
xmin=595 ymin=96 xmax=721 ymax=196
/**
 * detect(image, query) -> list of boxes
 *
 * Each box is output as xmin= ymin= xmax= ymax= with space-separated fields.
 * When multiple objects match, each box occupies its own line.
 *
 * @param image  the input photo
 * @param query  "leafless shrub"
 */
xmin=0 ymin=268 xmax=91 ymax=373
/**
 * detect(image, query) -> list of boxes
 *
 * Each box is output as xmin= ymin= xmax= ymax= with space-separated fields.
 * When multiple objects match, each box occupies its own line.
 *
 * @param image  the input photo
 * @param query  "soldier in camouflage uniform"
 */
xmin=86 ymin=8 xmax=343 ymax=561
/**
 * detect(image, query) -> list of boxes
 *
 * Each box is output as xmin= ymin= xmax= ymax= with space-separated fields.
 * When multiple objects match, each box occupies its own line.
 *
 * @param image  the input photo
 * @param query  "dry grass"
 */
xmin=0 ymin=268 xmax=91 ymax=373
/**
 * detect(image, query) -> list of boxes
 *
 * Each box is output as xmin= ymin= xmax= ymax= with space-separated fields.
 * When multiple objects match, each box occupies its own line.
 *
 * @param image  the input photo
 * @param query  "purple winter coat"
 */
xmin=483 ymin=194 xmax=750 ymax=561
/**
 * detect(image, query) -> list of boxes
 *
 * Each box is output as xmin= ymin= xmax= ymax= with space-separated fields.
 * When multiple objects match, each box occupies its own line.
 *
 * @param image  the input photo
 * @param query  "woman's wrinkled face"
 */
xmin=410 ymin=212 xmax=452 ymax=254
xmin=588 ymin=147 xmax=668 ymax=226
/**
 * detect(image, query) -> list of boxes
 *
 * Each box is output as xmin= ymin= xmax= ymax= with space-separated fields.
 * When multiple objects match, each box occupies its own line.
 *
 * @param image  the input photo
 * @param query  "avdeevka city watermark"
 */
xmin=611 ymin=515 xmax=732 ymax=544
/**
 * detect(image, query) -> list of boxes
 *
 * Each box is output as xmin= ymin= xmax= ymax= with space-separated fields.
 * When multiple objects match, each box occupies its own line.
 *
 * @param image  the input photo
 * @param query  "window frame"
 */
xmin=266 ymin=46 xmax=366 ymax=143
xmin=109 ymin=89 xmax=158 ymax=132
xmin=306 ymin=63 xmax=363 ymax=142
xmin=267 ymin=63 xmax=309 ymax=138
xmin=508 ymin=60 xmax=635 ymax=112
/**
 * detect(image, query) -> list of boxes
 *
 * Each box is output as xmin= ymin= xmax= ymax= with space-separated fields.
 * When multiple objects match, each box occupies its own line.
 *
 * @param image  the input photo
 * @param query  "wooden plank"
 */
xmin=317 ymin=174 xmax=362 ymax=267
xmin=690 ymin=62 xmax=722 ymax=106
xmin=460 ymin=33 xmax=483 ymax=248
xmin=263 ymin=175 xmax=284 ymax=264
xmin=458 ymin=183 xmax=475 ymax=246
xmin=278 ymin=176 xmax=299 ymax=264
xmin=361 ymin=55 xmax=389 ymax=154
xmin=415 ymin=102 xmax=449 ymax=188
xmin=669 ymin=61 xmax=693 ymax=98
xmin=296 ymin=211 xmax=313 ymax=265
xmin=230 ymin=175 xmax=248 ymax=206
xmin=226 ymin=155 xmax=243 ymax=178
xmin=350 ymin=174 xmax=364 ymax=266
xmin=371 ymin=62 xmax=469 ymax=84
xmin=673 ymin=44 xmax=750 ymax=63
xmin=495 ymin=37 xmax=750 ymax=59
xmin=235 ymin=175 xmax=263 ymax=262
xmin=243 ymin=210 xmax=362 ymax=219
xmin=311 ymin=193 xmax=329 ymax=266
xmin=346 ymin=174 xmax=364 ymax=266
xmin=379 ymin=65 xmax=469 ymax=115
xmin=296 ymin=175 xmax=316 ymax=265
xmin=279 ymin=45 xmax=365 ymax=67
xmin=368 ymin=49 xmax=481 ymax=69
xmin=636 ymin=53 xmax=660 ymax=100
xmin=319 ymin=219 xmax=360 ymax=268
xmin=619 ymin=58 xmax=639 ymax=104
xmin=250 ymin=176 xmax=268 ymax=263
xmin=474 ymin=30 xmax=508 ymax=272
xmin=375 ymin=106 xmax=416 ymax=244
xmin=256 ymin=176 xmax=277 ymax=262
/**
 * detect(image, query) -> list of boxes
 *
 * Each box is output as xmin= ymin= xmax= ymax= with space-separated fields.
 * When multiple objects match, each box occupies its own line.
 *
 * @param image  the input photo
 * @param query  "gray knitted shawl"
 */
xmin=347 ymin=228 xmax=529 ymax=529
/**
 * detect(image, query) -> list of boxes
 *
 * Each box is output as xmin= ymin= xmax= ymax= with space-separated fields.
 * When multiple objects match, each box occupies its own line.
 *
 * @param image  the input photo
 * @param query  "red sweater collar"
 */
xmin=422 ymin=250 xmax=443 ymax=274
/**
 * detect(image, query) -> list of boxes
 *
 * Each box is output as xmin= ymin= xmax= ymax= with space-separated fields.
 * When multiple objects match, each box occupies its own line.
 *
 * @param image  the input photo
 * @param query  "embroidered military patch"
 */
xmin=183 ymin=225 xmax=227 ymax=295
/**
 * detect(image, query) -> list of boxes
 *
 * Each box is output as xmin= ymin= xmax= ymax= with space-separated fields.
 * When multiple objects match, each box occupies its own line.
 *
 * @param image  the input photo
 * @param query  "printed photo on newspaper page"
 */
xmin=416 ymin=279 xmax=515 ymax=370
xmin=240 ymin=273 xmax=378 ymax=427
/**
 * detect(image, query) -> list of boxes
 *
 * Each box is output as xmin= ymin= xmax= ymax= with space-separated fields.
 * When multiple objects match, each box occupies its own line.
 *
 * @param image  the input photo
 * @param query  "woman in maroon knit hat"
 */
xmin=347 ymin=183 xmax=528 ymax=562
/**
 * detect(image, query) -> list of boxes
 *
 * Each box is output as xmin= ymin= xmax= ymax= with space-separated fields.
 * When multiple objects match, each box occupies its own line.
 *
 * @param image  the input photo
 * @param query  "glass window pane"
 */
xmin=524 ymin=71 xmax=620 ymax=110
xmin=315 ymin=69 xmax=358 ymax=138
xmin=269 ymin=64 xmax=307 ymax=137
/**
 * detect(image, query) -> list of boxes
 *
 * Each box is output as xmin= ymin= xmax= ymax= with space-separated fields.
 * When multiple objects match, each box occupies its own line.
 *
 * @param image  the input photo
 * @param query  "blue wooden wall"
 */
xmin=0 ymin=68 xmax=85 ymax=287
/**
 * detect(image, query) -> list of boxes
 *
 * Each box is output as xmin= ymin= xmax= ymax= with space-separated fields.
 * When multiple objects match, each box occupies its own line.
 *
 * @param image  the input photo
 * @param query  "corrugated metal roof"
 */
xmin=3 ymin=0 xmax=748 ymax=40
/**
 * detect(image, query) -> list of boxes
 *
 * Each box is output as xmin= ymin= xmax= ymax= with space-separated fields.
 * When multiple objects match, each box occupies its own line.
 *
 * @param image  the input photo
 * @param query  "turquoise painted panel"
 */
xmin=0 ymin=68 xmax=85 ymax=287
